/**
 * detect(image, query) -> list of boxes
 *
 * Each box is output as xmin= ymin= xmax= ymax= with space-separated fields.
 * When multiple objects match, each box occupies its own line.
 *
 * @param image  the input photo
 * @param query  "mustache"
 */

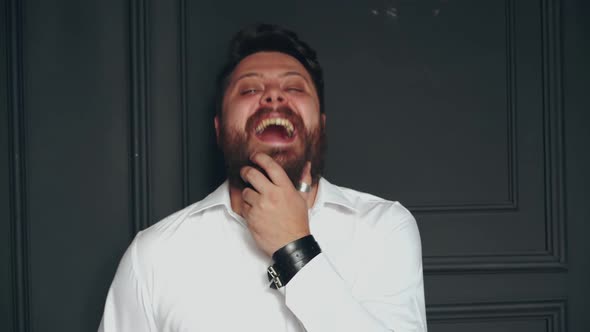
xmin=218 ymin=105 xmax=327 ymax=188
xmin=245 ymin=106 xmax=304 ymax=134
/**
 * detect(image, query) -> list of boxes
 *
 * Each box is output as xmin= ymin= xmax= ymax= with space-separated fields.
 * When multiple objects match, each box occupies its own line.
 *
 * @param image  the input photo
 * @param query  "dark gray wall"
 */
xmin=1 ymin=0 xmax=589 ymax=331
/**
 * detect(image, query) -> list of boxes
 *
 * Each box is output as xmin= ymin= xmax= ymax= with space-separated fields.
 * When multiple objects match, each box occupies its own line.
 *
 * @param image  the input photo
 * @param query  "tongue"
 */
xmin=258 ymin=125 xmax=291 ymax=142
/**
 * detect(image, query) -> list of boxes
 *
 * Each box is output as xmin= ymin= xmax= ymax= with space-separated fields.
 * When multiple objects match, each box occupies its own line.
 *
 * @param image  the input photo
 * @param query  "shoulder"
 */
xmin=323 ymin=180 xmax=417 ymax=234
xmin=131 ymin=200 xmax=221 ymax=267
xmin=330 ymin=183 xmax=423 ymax=266
xmin=136 ymin=202 xmax=198 ymax=241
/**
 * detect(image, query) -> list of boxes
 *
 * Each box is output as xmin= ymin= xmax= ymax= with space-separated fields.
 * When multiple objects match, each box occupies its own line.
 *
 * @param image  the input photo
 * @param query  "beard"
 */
xmin=218 ymin=107 xmax=326 ymax=190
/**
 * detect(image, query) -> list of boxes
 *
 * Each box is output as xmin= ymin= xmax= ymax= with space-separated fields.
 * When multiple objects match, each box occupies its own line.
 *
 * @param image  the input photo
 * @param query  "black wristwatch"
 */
xmin=267 ymin=235 xmax=322 ymax=289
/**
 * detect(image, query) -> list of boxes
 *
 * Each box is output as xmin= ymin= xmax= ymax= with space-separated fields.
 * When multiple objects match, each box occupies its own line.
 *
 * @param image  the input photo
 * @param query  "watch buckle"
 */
xmin=267 ymin=265 xmax=283 ymax=289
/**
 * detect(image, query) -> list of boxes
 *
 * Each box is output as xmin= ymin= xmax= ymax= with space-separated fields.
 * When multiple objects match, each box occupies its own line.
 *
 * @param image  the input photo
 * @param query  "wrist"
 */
xmin=267 ymin=235 xmax=321 ymax=289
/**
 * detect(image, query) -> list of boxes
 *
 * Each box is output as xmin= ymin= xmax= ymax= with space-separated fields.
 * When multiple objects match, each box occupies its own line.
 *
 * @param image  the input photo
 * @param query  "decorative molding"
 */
xmin=130 ymin=0 xmax=152 ymax=231
xmin=408 ymin=200 xmax=516 ymax=213
xmin=423 ymin=0 xmax=566 ymax=273
xmin=424 ymin=251 xmax=566 ymax=273
xmin=540 ymin=0 xmax=567 ymax=274
xmin=505 ymin=0 xmax=519 ymax=215
xmin=408 ymin=0 xmax=518 ymax=214
xmin=178 ymin=0 xmax=189 ymax=207
xmin=427 ymin=300 xmax=566 ymax=332
xmin=7 ymin=0 xmax=31 ymax=331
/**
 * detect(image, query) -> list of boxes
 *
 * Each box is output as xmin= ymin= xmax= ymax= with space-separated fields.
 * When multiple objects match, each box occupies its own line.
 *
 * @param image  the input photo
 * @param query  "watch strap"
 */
xmin=267 ymin=235 xmax=321 ymax=289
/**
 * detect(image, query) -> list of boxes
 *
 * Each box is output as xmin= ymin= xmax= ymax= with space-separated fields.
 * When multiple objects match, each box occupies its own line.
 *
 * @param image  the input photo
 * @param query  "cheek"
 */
xmin=223 ymin=99 xmax=254 ymax=128
xmin=297 ymin=99 xmax=321 ymax=128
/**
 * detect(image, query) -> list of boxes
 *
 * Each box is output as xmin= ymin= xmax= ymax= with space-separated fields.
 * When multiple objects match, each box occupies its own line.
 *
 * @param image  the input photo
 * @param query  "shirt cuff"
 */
xmin=283 ymin=253 xmax=387 ymax=331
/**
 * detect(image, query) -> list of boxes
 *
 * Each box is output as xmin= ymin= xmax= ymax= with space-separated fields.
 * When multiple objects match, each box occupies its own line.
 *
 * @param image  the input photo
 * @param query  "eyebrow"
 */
xmin=234 ymin=72 xmax=262 ymax=82
xmin=233 ymin=71 xmax=310 ymax=84
xmin=280 ymin=71 xmax=309 ymax=83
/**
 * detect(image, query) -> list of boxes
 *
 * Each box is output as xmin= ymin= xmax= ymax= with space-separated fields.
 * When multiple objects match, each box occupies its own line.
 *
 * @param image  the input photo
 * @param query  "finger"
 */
xmin=241 ymin=201 xmax=252 ymax=219
xmin=250 ymin=153 xmax=292 ymax=187
xmin=240 ymin=166 xmax=273 ymax=194
xmin=241 ymin=187 xmax=260 ymax=206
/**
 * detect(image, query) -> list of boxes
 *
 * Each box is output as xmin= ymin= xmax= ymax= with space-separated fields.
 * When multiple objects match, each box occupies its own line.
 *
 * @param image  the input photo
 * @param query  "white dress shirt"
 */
xmin=98 ymin=178 xmax=427 ymax=332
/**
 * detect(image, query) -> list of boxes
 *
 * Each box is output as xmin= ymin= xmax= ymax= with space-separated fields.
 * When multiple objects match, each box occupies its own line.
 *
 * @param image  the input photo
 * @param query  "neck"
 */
xmin=229 ymin=181 xmax=320 ymax=217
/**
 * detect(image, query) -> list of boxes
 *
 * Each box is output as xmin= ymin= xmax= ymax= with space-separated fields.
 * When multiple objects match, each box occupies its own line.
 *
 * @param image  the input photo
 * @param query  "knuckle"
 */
xmin=246 ymin=169 xmax=255 ymax=180
xmin=241 ymin=191 xmax=249 ymax=201
xmin=269 ymin=192 xmax=280 ymax=204
xmin=241 ymin=168 xmax=250 ymax=179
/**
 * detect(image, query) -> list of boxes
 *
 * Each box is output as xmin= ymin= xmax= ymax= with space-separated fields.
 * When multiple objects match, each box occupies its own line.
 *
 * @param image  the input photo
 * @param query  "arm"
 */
xmin=284 ymin=207 xmax=427 ymax=332
xmin=238 ymin=154 xmax=426 ymax=331
xmin=98 ymin=236 xmax=157 ymax=332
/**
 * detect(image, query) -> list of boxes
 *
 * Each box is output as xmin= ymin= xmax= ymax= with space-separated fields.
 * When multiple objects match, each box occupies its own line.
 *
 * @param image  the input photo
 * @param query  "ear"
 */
xmin=321 ymin=113 xmax=326 ymax=128
xmin=214 ymin=116 xmax=220 ymax=144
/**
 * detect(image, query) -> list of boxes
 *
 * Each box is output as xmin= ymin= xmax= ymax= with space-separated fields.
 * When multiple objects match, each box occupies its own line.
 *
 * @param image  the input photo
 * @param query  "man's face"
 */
xmin=216 ymin=51 xmax=325 ymax=188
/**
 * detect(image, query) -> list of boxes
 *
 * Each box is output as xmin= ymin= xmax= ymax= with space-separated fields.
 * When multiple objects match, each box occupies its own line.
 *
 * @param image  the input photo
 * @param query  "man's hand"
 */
xmin=240 ymin=153 xmax=312 ymax=257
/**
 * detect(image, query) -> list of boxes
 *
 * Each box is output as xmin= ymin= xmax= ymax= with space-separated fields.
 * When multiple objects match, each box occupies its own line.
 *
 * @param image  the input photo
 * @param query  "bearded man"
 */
xmin=99 ymin=24 xmax=427 ymax=332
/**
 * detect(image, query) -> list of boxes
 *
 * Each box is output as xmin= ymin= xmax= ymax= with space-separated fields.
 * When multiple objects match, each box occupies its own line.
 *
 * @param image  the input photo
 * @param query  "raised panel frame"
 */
xmin=419 ymin=0 xmax=566 ymax=273
xmin=408 ymin=0 xmax=518 ymax=214
xmin=427 ymin=300 xmax=567 ymax=332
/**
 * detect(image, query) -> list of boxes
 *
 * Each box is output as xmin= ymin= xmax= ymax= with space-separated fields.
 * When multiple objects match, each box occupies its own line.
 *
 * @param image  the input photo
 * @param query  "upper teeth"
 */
xmin=255 ymin=118 xmax=294 ymax=137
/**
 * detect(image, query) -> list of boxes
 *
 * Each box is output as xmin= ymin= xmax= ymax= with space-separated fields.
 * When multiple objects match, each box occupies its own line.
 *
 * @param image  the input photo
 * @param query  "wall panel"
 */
xmin=416 ymin=0 xmax=564 ymax=272
xmin=1 ymin=1 xmax=15 ymax=331
xmin=147 ymin=0 xmax=186 ymax=222
xmin=22 ymin=0 xmax=132 ymax=330
xmin=428 ymin=300 xmax=566 ymax=332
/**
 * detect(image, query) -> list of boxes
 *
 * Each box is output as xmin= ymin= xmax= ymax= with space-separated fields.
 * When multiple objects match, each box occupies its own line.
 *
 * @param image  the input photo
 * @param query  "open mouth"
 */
xmin=254 ymin=117 xmax=296 ymax=143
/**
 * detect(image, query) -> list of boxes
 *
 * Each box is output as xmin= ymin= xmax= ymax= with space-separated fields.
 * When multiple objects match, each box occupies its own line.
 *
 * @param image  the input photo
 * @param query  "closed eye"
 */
xmin=240 ymin=88 xmax=259 ymax=95
xmin=285 ymin=87 xmax=304 ymax=93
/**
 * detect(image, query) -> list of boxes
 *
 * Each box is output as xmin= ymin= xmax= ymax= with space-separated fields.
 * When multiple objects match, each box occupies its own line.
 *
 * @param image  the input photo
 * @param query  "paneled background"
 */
xmin=1 ymin=0 xmax=589 ymax=331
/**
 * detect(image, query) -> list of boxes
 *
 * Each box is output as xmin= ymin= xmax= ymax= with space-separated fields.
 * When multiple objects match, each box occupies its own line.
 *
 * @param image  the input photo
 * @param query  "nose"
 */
xmin=260 ymin=86 xmax=285 ymax=107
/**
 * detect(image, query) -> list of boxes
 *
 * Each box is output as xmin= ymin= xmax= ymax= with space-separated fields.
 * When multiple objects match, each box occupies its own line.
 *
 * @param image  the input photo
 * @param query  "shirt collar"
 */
xmin=186 ymin=180 xmax=232 ymax=216
xmin=313 ymin=177 xmax=357 ymax=213
xmin=186 ymin=177 xmax=357 ymax=217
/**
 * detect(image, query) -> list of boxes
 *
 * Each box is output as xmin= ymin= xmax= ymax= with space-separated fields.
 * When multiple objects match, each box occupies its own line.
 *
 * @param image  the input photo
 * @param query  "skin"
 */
xmin=215 ymin=51 xmax=326 ymax=257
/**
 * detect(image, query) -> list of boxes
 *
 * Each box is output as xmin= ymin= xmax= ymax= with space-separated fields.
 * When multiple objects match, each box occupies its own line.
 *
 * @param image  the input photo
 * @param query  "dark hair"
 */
xmin=216 ymin=23 xmax=325 ymax=117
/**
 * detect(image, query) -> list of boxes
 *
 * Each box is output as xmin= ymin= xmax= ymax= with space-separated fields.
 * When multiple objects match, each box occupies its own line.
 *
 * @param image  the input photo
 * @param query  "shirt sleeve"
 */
xmin=283 ymin=203 xmax=427 ymax=332
xmin=98 ymin=236 xmax=158 ymax=332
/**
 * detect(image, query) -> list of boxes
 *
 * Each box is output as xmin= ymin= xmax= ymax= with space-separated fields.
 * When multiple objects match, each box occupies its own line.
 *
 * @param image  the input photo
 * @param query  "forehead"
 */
xmin=230 ymin=51 xmax=312 ymax=81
